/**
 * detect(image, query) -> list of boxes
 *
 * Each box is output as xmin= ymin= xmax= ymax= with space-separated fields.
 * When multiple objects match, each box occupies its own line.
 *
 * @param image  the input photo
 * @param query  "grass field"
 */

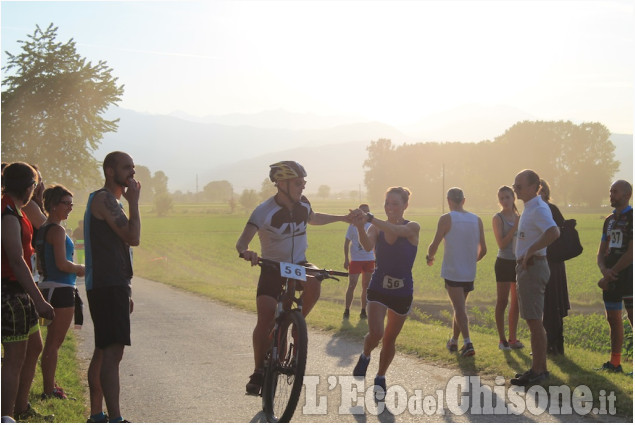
xmin=118 ymin=201 xmax=633 ymax=417
xmin=57 ymin=201 xmax=632 ymax=419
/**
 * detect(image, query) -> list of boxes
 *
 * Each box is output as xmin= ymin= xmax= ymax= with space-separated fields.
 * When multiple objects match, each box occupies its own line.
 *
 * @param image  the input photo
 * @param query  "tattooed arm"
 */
xmin=92 ymin=187 xmax=141 ymax=246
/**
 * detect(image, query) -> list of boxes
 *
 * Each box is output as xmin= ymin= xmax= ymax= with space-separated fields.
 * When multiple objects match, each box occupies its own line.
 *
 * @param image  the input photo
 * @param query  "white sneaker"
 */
xmin=499 ymin=341 xmax=512 ymax=351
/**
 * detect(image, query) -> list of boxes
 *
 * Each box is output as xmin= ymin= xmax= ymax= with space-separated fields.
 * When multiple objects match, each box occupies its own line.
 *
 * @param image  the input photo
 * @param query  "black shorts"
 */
xmin=495 ymin=258 xmax=517 ymax=282
xmin=256 ymin=261 xmax=314 ymax=299
xmin=1 ymin=279 xmax=39 ymax=343
xmin=366 ymin=288 xmax=412 ymax=315
xmin=603 ymin=268 xmax=633 ymax=308
xmin=41 ymin=286 xmax=75 ymax=309
xmin=87 ymin=285 xmax=132 ymax=349
xmin=445 ymin=279 xmax=474 ymax=293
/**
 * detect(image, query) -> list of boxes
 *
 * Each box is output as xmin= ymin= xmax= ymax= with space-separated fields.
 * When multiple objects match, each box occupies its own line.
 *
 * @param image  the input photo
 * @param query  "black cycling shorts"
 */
xmin=256 ymin=261 xmax=315 ymax=299
xmin=41 ymin=286 xmax=75 ymax=309
xmin=87 ymin=285 xmax=132 ymax=349
xmin=366 ymin=288 xmax=412 ymax=315
xmin=603 ymin=268 xmax=633 ymax=308
xmin=495 ymin=257 xmax=517 ymax=282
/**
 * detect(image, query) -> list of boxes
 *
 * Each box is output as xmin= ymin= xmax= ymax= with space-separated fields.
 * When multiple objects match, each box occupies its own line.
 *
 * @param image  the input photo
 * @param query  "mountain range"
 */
xmin=97 ymin=105 xmax=632 ymax=193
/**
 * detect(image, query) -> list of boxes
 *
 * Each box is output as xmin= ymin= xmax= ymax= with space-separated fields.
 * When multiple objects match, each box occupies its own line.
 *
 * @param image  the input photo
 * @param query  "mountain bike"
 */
xmin=241 ymin=255 xmax=348 ymax=423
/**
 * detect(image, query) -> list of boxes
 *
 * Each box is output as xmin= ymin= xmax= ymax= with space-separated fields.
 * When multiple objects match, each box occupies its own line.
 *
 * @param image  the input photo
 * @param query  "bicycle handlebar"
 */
xmin=239 ymin=253 xmax=348 ymax=280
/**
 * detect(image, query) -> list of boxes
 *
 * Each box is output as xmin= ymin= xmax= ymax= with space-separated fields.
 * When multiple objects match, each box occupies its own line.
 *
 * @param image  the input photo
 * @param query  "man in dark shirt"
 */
xmin=597 ymin=180 xmax=632 ymax=373
xmin=84 ymin=152 xmax=141 ymax=423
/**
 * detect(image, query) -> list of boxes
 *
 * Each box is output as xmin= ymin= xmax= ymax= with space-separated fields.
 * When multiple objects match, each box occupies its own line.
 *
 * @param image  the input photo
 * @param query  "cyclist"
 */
xmin=236 ymin=161 xmax=353 ymax=395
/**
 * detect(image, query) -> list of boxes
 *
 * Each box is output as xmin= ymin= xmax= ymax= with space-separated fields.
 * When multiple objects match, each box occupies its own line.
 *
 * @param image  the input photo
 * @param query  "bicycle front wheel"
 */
xmin=263 ymin=310 xmax=308 ymax=423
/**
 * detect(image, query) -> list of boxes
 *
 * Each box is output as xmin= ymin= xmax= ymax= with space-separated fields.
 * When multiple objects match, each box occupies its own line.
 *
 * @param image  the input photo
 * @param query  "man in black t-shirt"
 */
xmin=597 ymin=180 xmax=632 ymax=373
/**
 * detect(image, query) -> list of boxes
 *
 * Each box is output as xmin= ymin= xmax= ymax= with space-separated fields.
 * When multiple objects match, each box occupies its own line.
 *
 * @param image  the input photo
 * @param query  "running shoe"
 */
xmin=41 ymin=384 xmax=69 ymax=400
xmin=373 ymin=376 xmax=387 ymax=400
xmin=460 ymin=343 xmax=475 ymax=357
xmin=510 ymin=369 xmax=549 ymax=386
xmin=514 ymin=369 xmax=532 ymax=379
xmin=343 ymin=309 xmax=350 ymax=319
xmin=498 ymin=341 xmax=511 ymax=351
xmin=246 ymin=370 xmax=264 ymax=395
xmin=360 ymin=309 xmax=367 ymax=319
xmin=598 ymin=362 xmax=623 ymax=373
xmin=509 ymin=339 xmax=524 ymax=349
xmin=15 ymin=404 xmax=54 ymax=423
xmin=446 ymin=338 xmax=458 ymax=352
xmin=353 ymin=353 xmax=370 ymax=377
xmin=87 ymin=412 xmax=109 ymax=423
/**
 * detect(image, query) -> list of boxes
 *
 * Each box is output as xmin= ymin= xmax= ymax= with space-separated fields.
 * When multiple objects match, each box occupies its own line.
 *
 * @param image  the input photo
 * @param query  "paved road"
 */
xmin=76 ymin=277 xmax=623 ymax=423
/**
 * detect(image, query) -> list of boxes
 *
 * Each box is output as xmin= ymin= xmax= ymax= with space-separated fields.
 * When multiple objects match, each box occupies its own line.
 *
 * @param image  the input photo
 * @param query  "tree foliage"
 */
xmin=202 ymin=180 xmax=234 ymax=203
xmin=363 ymin=121 xmax=619 ymax=209
xmin=259 ymin=178 xmax=277 ymax=201
xmin=239 ymin=189 xmax=259 ymax=211
xmin=1 ymin=24 xmax=124 ymax=190
xmin=154 ymin=192 xmax=173 ymax=217
xmin=317 ymin=185 xmax=331 ymax=199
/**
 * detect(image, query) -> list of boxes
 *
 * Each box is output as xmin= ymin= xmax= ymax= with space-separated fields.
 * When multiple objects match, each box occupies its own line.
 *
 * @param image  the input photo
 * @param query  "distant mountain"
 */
xmin=97 ymin=107 xmax=632 ymax=193
xmin=97 ymin=108 xmax=407 ymax=192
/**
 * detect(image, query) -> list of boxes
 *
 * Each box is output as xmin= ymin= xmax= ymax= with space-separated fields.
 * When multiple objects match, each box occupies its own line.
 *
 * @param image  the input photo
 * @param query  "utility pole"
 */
xmin=196 ymin=174 xmax=199 ymax=203
xmin=442 ymin=163 xmax=445 ymax=214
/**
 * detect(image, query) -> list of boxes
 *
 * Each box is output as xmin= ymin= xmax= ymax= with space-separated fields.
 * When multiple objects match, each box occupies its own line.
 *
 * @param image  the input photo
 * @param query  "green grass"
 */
xmin=126 ymin=203 xmax=632 ymax=418
xmin=19 ymin=328 xmax=87 ymax=423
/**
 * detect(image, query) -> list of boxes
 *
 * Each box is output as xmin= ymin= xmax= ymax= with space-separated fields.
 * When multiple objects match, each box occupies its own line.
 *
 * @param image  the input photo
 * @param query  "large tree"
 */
xmin=1 ymin=24 xmax=124 ymax=189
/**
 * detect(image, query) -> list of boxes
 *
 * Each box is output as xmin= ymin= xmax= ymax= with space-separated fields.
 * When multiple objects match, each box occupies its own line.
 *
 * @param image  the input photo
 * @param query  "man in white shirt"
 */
xmin=511 ymin=169 xmax=560 ymax=386
xmin=343 ymin=204 xmax=375 ymax=319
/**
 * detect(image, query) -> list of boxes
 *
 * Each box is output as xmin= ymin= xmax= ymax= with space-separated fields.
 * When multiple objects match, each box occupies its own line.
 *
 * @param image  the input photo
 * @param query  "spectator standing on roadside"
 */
xmin=539 ymin=179 xmax=570 ymax=355
xmin=492 ymin=185 xmax=524 ymax=351
xmin=596 ymin=180 xmax=632 ymax=373
xmin=343 ymin=203 xmax=375 ymax=320
xmin=84 ymin=152 xmax=141 ymax=423
xmin=510 ymin=169 xmax=559 ymax=386
xmin=35 ymin=185 xmax=86 ymax=400
xmin=1 ymin=162 xmax=55 ymax=421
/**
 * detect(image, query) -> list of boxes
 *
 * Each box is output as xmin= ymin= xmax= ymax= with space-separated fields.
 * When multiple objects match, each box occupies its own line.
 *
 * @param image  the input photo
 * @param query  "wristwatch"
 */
xmin=366 ymin=212 xmax=374 ymax=223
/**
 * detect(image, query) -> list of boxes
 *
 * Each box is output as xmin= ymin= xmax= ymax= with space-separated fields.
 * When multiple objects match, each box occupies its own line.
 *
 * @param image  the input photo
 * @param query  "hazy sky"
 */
xmin=1 ymin=0 xmax=633 ymax=133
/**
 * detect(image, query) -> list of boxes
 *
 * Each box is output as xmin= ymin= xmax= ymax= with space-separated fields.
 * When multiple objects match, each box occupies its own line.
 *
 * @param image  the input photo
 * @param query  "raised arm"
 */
xmin=492 ymin=214 xmax=518 ymax=250
xmin=92 ymin=189 xmax=141 ymax=246
xmin=309 ymin=211 xmax=350 ymax=226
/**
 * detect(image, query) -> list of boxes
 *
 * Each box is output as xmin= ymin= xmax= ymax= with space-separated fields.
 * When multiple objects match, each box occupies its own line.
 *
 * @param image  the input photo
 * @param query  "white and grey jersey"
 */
xmin=247 ymin=196 xmax=313 ymax=263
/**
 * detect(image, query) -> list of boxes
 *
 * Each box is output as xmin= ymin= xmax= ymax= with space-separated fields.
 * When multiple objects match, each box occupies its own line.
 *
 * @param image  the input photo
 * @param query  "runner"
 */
xmin=236 ymin=161 xmax=354 ymax=395
xmin=343 ymin=203 xmax=375 ymax=320
xmin=351 ymin=187 xmax=420 ymax=396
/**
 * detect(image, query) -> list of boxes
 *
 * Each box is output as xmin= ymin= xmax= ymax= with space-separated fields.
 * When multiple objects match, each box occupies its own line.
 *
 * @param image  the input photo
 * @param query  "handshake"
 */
xmin=345 ymin=208 xmax=372 ymax=226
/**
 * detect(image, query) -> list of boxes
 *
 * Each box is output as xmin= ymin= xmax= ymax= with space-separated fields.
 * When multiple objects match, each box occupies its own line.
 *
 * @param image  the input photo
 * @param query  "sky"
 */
xmin=1 ymin=0 xmax=634 ymax=134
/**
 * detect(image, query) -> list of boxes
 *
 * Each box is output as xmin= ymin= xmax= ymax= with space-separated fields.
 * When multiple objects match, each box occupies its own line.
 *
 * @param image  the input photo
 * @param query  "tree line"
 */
xmin=2 ymin=24 xmax=623 ymax=215
xmin=364 ymin=121 xmax=619 ymax=209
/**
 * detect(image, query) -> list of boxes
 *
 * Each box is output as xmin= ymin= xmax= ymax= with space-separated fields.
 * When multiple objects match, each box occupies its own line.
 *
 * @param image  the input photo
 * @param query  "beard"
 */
xmin=115 ymin=174 xmax=130 ymax=187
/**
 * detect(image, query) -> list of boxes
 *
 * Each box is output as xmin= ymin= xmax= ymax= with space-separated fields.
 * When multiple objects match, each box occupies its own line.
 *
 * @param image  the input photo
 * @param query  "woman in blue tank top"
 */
xmin=36 ymin=185 xmax=85 ymax=399
xmin=351 ymin=187 xmax=419 ymax=396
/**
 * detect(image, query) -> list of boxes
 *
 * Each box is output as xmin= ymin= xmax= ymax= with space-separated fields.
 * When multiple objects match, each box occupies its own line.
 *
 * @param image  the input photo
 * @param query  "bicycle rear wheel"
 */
xmin=262 ymin=310 xmax=308 ymax=423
